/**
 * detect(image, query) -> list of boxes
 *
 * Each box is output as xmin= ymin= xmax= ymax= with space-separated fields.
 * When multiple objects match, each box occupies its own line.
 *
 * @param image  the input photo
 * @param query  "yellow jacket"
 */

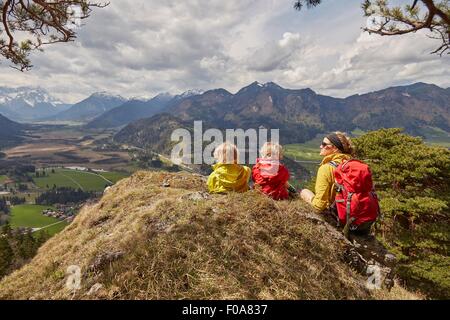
xmin=207 ymin=163 xmax=251 ymax=194
xmin=311 ymin=153 xmax=351 ymax=212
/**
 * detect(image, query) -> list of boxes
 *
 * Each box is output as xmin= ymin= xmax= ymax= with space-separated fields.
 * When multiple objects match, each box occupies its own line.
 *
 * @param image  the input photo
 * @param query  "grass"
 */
xmin=98 ymin=171 xmax=129 ymax=184
xmin=418 ymin=126 xmax=450 ymax=148
xmin=0 ymin=171 xmax=419 ymax=300
xmin=284 ymin=134 xmax=323 ymax=162
xmin=9 ymin=204 xmax=68 ymax=236
xmin=351 ymin=128 xmax=367 ymax=137
xmin=32 ymin=168 xmax=127 ymax=192
xmin=0 ymin=175 xmax=8 ymax=184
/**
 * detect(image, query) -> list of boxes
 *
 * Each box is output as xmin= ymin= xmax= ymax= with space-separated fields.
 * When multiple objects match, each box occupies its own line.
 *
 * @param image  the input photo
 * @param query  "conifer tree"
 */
xmin=295 ymin=0 xmax=450 ymax=55
xmin=0 ymin=0 xmax=108 ymax=70
xmin=354 ymin=128 xmax=450 ymax=298
xmin=0 ymin=232 xmax=13 ymax=277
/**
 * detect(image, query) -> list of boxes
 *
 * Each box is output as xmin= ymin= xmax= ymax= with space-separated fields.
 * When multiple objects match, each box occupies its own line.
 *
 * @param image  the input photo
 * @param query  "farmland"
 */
xmin=33 ymin=168 xmax=128 ymax=192
xmin=2 ymin=125 xmax=132 ymax=172
xmin=0 ymin=124 xmax=133 ymax=236
xmin=10 ymin=205 xmax=68 ymax=236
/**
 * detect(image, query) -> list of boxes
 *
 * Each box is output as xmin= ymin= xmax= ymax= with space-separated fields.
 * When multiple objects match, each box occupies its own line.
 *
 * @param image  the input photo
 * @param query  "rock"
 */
xmin=162 ymin=180 xmax=170 ymax=187
xmin=384 ymin=253 xmax=397 ymax=265
xmin=87 ymin=283 xmax=104 ymax=296
xmin=181 ymin=191 xmax=210 ymax=201
xmin=299 ymin=208 xmax=396 ymax=291
xmin=88 ymin=251 xmax=124 ymax=272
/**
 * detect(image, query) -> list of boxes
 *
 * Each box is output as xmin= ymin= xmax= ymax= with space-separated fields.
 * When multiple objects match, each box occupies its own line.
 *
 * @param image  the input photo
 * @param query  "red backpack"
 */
xmin=329 ymin=159 xmax=380 ymax=233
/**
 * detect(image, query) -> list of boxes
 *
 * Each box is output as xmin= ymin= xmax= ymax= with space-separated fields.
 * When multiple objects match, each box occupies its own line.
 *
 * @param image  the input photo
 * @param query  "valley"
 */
xmin=3 ymin=125 xmax=131 ymax=171
xmin=0 ymin=124 xmax=135 ymax=237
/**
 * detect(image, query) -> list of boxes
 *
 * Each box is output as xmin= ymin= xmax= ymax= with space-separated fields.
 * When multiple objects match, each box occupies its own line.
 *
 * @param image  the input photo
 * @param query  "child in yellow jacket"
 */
xmin=207 ymin=142 xmax=251 ymax=194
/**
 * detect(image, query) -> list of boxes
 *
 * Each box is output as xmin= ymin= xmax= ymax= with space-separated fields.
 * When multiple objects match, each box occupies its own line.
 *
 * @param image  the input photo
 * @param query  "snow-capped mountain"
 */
xmin=174 ymin=89 xmax=204 ymax=100
xmin=90 ymin=91 xmax=126 ymax=101
xmin=0 ymin=87 xmax=63 ymax=106
xmin=0 ymin=86 xmax=72 ymax=122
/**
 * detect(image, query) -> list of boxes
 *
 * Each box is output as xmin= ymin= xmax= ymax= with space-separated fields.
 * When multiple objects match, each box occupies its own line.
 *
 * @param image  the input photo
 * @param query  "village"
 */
xmin=41 ymin=204 xmax=79 ymax=223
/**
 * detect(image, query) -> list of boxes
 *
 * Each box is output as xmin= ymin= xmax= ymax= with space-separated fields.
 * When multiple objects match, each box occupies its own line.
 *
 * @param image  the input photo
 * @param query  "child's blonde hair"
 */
xmin=213 ymin=142 xmax=238 ymax=164
xmin=260 ymin=142 xmax=283 ymax=160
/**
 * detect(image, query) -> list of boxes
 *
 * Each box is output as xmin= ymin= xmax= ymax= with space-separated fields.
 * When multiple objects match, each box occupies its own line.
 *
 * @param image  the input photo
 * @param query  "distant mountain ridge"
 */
xmin=0 ymin=113 xmax=25 ymax=148
xmin=47 ymin=92 xmax=127 ymax=122
xmin=86 ymin=93 xmax=173 ymax=129
xmin=2 ymin=82 xmax=449 ymax=137
xmin=114 ymin=81 xmax=450 ymax=146
xmin=0 ymin=87 xmax=71 ymax=122
xmin=86 ymin=90 xmax=205 ymax=129
xmin=114 ymin=113 xmax=188 ymax=154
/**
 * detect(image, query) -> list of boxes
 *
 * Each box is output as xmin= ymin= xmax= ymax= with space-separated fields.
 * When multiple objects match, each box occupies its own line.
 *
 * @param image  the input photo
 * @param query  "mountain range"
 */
xmin=0 ymin=113 xmax=25 ymax=149
xmin=45 ymin=92 xmax=127 ymax=122
xmin=85 ymin=93 xmax=173 ymax=129
xmin=0 ymin=87 xmax=71 ymax=122
xmin=1 ymin=82 xmax=449 ymax=146
xmin=114 ymin=82 xmax=450 ymax=146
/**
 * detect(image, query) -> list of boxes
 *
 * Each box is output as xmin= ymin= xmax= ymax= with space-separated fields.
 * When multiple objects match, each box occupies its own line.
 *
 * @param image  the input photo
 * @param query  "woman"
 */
xmin=300 ymin=132 xmax=354 ymax=212
xmin=207 ymin=142 xmax=251 ymax=194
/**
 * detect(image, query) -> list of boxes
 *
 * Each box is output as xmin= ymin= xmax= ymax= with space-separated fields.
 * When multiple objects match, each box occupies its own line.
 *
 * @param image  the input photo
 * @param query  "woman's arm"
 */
xmin=311 ymin=165 xmax=334 ymax=211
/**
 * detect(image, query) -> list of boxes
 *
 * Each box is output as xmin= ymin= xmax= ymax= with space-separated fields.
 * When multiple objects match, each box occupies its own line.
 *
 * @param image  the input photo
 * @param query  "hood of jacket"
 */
xmin=208 ymin=163 xmax=251 ymax=193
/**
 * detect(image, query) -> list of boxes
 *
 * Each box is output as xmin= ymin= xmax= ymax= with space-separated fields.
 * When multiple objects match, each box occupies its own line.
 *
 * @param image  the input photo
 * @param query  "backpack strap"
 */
xmin=329 ymin=161 xmax=344 ymax=192
xmin=342 ymin=192 xmax=356 ymax=239
xmin=329 ymin=161 xmax=338 ymax=169
xmin=328 ymin=161 xmax=340 ymax=227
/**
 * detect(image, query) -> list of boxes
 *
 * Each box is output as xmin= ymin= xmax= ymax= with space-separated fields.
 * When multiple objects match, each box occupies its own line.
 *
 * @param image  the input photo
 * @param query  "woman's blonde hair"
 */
xmin=334 ymin=131 xmax=355 ymax=156
xmin=260 ymin=142 xmax=283 ymax=159
xmin=213 ymin=142 xmax=238 ymax=164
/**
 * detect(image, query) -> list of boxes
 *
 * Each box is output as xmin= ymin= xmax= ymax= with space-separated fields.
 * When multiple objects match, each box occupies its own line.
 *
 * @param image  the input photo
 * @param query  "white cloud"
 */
xmin=0 ymin=0 xmax=448 ymax=103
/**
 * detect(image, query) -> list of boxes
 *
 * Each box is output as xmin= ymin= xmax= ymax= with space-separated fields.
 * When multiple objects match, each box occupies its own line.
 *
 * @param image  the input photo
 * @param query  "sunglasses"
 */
xmin=320 ymin=141 xmax=333 ymax=147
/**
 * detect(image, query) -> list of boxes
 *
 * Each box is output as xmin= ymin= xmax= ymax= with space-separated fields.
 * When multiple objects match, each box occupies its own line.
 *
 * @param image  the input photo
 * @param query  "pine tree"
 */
xmin=354 ymin=128 xmax=450 ymax=298
xmin=294 ymin=0 xmax=450 ymax=55
xmin=1 ymin=223 xmax=12 ymax=238
xmin=1 ymin=1 xmax=108 ymax=70
xmin=35 ymin=230 xmax=50 ymax=247
xmin=18 ymin=230 xmax=36 ymax=260
xmin=0 ymin=235 xmax=13 ymax=277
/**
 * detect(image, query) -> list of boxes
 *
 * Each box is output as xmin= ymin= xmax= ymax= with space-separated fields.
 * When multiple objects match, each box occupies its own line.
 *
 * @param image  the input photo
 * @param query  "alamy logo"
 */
xmin=66 ymin=265 xmax=82 ymax=291
xmin=366 ymin=264 xmax=382 ymax=290
xmin=170 ymin=121 xmax=280 ymax=167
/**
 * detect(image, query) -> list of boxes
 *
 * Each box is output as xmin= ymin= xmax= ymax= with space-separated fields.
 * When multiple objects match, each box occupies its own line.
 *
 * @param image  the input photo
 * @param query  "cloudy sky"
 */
xmin=0 ymin=0 xmax=449 ymax=103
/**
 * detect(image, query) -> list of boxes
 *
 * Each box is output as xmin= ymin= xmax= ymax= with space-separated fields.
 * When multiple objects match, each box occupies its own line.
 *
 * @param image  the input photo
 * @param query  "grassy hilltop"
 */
xmin=0 ymin=171 xmax=418 ymax=300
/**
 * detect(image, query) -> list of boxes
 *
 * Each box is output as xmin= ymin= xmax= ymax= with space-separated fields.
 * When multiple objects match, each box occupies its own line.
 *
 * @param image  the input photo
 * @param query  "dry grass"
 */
xmin=0 ymin=171 xmax=420 ymax=300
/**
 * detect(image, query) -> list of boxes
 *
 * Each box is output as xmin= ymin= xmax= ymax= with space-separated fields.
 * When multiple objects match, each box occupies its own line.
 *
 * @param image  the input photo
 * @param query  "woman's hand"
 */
xmin=300 ymin=189 xmax=315 ymax=203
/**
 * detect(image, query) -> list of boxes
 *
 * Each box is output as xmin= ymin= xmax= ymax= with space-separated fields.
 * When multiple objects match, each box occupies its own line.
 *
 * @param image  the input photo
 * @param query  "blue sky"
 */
xmin=0 ymin=0 xmax=448 ymax=103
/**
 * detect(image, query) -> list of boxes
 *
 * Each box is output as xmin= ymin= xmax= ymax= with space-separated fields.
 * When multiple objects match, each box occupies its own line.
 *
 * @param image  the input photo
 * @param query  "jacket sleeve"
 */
xmin=207 ymin=172 xmax=216 ymax=193
xmin=244 ymin=166 xmax=252 ymax=182
xmin=281 ymin=165 xmax=290 ymax=184
xmin=311 ymin=164 xmax=334 ymax=211
xmin=251 ymin=165 xmax=259 ymax=184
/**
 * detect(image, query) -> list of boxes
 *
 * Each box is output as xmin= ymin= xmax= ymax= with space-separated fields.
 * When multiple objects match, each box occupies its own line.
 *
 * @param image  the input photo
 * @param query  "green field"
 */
xmin=10 ymin=204 xmax=68 ymax=235
xmin=419 ymin=126 xmax=450 ymax=148
xmin=32 ymin=169 xmax=129 ymax=192
xmin=0 ymin=175 xmax=7 ymax=184
xmin=284 ymin=135 xmax=323 ymax=162
xmin=98 ymin=171 xmax=129 ymax=183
